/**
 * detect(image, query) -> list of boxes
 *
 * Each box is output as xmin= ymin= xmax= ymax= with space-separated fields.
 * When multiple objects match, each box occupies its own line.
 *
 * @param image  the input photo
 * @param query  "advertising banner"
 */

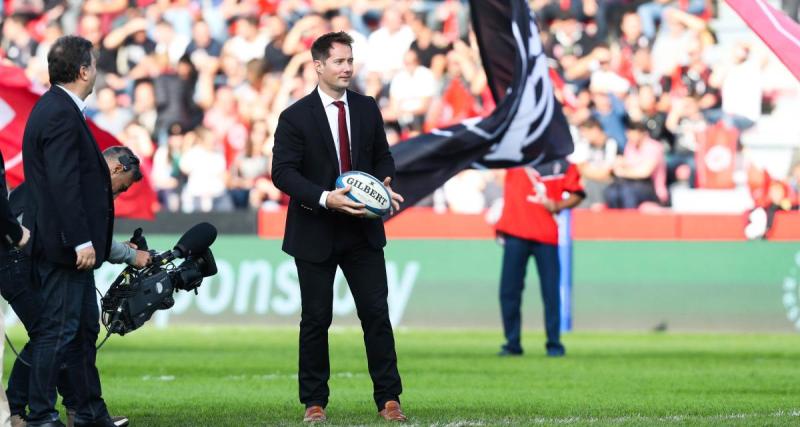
xmin=6 ymin=236 xmax=795 ymax=332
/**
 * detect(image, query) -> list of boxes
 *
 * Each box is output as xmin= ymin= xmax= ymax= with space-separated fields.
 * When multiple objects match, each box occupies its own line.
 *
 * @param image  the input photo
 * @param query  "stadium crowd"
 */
xmin=0 ymin=0 xmax=798 ymax=214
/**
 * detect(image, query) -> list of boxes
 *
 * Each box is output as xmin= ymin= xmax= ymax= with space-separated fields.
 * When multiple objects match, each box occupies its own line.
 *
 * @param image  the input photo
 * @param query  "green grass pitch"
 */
xmin=5 ymin=327 xmax=800 ymax=426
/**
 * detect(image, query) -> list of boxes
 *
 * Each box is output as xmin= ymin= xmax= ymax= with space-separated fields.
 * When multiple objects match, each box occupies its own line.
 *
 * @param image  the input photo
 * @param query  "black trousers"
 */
xmin=604 ymin=178 xmax=659 ymax=209
xmin=25 ymin=259 xmax=109 ymax=425
xmin=295 ymin=216 xmax=402 ymax=411
xmin=0 ymin=250 xmax=78 ymax=419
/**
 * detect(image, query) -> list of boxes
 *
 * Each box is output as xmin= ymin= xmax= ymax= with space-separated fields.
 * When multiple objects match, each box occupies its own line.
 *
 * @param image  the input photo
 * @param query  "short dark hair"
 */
xmin=579 ymin=117 xmax=602 ymax=129
xmin=8 ymin=13 xmax=27 ymax=25
xmin=103 ymin=146 xmax=142 ymax=182
xmin=624 ymin=117 xmax=648 ymax=132
xmin=237 ymin=15 xmax=258 ymax=26
xmin=48 ymin=36 xmax=94 ymax=86
xmin=310 ymin=31 xmax=354 ymax=62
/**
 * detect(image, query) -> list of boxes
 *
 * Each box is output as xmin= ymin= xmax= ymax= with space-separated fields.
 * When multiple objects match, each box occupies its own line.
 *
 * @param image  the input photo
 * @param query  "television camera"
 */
xmin=100 ymin=222 xmax=218 ymax=336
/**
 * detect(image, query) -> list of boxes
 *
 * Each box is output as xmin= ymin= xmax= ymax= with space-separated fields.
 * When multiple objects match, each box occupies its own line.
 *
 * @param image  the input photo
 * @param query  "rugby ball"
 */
xmin=335 ymin=171 xmax=391 ymax=219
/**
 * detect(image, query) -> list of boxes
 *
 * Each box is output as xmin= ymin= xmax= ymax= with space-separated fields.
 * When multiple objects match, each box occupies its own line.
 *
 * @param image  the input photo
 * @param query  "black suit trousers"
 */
xmin=295 ymin=215 xmax=402 ymax=410
xmin=26 ymin=259 xmax=109 ymax=425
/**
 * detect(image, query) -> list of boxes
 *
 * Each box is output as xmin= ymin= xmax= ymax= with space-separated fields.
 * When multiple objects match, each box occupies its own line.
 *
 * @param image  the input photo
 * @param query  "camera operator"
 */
xmin=3 ymin=146 xmax=146 ymax=427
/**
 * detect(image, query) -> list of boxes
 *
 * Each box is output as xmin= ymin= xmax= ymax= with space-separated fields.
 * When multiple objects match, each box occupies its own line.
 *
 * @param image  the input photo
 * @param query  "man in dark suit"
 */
xmin=0 ymin=148 xmax=31 ymax=427
xmin=272 ymin=31 xmax=407 ymax=423
xmin=21 ymin=36 xmax=117 ymax=427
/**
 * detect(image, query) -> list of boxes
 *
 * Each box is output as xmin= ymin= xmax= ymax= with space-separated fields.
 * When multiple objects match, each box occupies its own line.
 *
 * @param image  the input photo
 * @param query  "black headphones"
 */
xmin=118 ymin=153 xmax=142 ymax=180
xmin=118 ymin=154 xmax=139 ymax=171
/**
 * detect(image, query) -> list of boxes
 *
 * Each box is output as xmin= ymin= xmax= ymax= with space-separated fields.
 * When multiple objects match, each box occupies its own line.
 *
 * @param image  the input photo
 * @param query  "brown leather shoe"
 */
xmin=379 ymin=400 xmax=407 ymax=422
xmin=303 ymin=406 xmax=327 ymax=423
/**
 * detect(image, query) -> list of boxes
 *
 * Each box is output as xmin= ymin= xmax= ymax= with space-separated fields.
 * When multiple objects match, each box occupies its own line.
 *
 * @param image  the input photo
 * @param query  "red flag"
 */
xmin=0 ymin=65 xmax=158 ymax=220
xmin=0 ymin=66 xmax=40 ymax=188
xmin=725 ymin=0 xmax=800 ymax=81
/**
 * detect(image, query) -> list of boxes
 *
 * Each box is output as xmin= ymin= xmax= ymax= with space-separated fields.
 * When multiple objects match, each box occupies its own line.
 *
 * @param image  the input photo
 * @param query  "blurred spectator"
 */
xmin=604 ymin=120 xmax=667 ymax=208
xmin=228 ymin=120 xmax=282 ymax=209
xmin=78 ymin=13 xmax=117 ymax=79
xmin=216 ymin=50 xmax=248 ymax=88
xmin=225 ymin=15 xmax=269 ymax=65
xmin=119 ymin=122 xmax=155 ymax=165
xmin=637 ymin=0 xmax=705 ymax=40
xmin=365 ymin=7 xmax=415 ymax=79
xmin=153 ymin=18 xmax=190 ymax=66
xmin=660 ymin=38 xmax=718 ymax=110
xmin=587 ymin=44 xmax=631 ymax=96
xmin=548 ymin=12 xmax=599 ymax=86
xmin=571 ymin=118 xmax=618 ymax=208
xmin=132 ymin=79 xmax=158 ymax=138
xmin=160 ymin=0 xmax=194 ymax=41
xmin=101 ymin=17 xmax=150 ymax=72
xmin=93 ymin=87 xmax=134 ymax=137
xmin=154 ymin=54 xmax=203 ymax=142
xmin=665 ymin=96 xmax=705 ymax=187
xmin=25 ymin=20 xmax=63 ymax=85
xmin=408 ymin=11 xmax=450 ymax=79
xmin=650 ymin=8 xmax=700 ymax=78
xmin=203 ymin=85 xmax=249 ymax=166
xmin=82 ymin=0 xmax=127 ymax=35
xmin=709 ymin=42 xmax=765 ymax=130
xmin=179 ymin=127 xmax=231 ymax=213
xmin=629 ymin=46 xmax=660 ymax=88
xmin=32 ymin=20 xmax=63 ymax=68
xmin=389 ymin=50 xmax=436 ymax=133
xmin=235 ymin=58 xmax=267 ymax=108
xmin=590 ymin=83 xmax=627 ymax=151
xmin=430 ymin=0 xmax=469 ymax=43
xmin=1 ymin=14 xmax=37 ymax=68
xmin=615 ymin=11 xmax=651 ymax=84
xmin=281 ymin=13 xmax=329 ymax=57
xmin=185 ymin=20 xmax=223 ymax=67
xmin=626 ymin=85 xmax=672 ymax=145
xmin=425 ymin=43 xmax=490 ymax=131
xmin=262 ymin=15 xmax=292 ymax=73
xmin=152 ymin=122 xmax=186 ymax=212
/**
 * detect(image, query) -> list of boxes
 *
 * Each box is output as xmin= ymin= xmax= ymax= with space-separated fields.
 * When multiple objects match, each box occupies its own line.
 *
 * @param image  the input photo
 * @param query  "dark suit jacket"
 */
xmin=0 ymin=152 xmax=23 ymax=250
xmin=21 ymin=86 xmax=114 ymax=268
xmin=272 ymin=89 xmax=395 ymax=262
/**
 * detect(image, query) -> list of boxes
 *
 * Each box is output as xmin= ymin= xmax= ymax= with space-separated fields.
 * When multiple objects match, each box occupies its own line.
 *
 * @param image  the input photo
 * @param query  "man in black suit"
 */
xmin=0 ymin=149 xmax=31 ymax=427
xmin=272 ymin=31 xmax=407 ymax=423
xmin=21 ymin=36 xmax=117 ymax=427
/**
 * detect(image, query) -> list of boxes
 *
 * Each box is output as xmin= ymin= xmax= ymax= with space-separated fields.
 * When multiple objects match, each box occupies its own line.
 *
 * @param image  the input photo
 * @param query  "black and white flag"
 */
xmin=389 ymin=0 xmax=574 ymax=214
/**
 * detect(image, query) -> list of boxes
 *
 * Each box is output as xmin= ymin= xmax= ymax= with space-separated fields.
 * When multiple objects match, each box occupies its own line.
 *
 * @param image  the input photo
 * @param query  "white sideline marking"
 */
xmin=141 ymin=375 xmax=175 ymax=381
xmin=222 ymin=372 xmax=365 ymax=381
xmin=427 ymin=410 xmax=799 ymax=425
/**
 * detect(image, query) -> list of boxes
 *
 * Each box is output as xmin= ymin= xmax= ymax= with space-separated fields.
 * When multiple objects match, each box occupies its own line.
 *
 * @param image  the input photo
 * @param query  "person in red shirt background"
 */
xmin=494 ymin=159 xmax=584 ymax=357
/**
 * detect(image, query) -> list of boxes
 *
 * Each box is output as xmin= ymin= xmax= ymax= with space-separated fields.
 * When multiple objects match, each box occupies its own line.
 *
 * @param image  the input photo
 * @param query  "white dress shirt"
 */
xmin=57 ymin=84 xmax=87 ymax=115
xmin=56 ymin=85 xmax=93 ymax=252
xmin=316 ymin=87 xmax=351 ymax=208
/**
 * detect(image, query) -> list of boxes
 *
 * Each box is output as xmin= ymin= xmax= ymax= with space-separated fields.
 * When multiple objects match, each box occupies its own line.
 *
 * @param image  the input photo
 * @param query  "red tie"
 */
xmin=333 ymin=100 xmax=351 ymax=173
